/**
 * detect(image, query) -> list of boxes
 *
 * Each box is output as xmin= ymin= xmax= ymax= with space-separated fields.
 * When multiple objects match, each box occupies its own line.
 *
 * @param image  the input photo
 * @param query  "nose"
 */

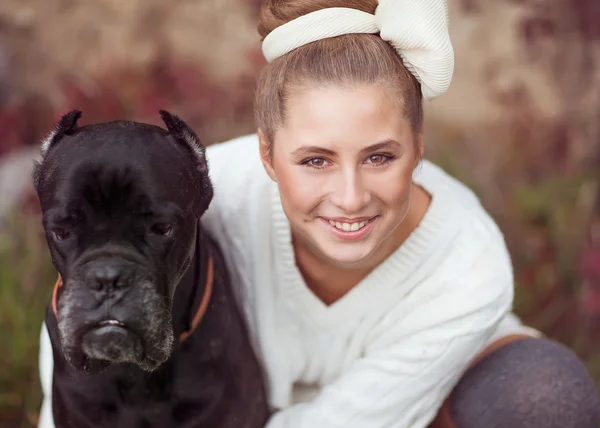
xmin=87 ymin=259 xmax=130 ymax=291
xmin=329 ymin=169 xmax=371 ymax=213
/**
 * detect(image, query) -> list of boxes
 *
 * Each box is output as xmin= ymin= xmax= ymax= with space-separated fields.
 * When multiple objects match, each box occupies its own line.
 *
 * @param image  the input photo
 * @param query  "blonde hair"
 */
xmin=255 ymin=0 xmax=424 ymax=149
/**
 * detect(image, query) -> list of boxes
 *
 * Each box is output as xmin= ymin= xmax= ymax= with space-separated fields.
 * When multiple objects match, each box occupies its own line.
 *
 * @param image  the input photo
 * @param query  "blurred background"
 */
xmin=0 ymin=0 xmax=598 ymax=426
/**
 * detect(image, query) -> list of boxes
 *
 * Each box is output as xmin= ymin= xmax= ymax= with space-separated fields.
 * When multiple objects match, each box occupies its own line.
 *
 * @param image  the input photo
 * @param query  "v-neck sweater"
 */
xmin=200 ymin=133 xmax=532 ymax=428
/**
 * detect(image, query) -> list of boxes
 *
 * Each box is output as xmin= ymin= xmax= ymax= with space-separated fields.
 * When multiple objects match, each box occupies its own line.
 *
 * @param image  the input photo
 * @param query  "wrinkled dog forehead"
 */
xmin=33 ymin=110 xmax=214 ymax=216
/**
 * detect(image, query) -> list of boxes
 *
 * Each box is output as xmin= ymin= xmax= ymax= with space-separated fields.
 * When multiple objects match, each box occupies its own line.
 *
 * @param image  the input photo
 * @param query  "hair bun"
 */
xmin=258 ymin=0 xmax=378 ymax=39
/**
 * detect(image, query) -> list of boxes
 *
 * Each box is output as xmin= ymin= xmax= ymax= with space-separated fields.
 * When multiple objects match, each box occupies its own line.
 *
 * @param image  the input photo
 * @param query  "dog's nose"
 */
xmin=89 ymin=260 xmax=129 ymax=291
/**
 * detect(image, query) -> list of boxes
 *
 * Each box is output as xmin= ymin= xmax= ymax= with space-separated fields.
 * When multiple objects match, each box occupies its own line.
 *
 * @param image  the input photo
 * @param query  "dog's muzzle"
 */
xmin=52 ymin=250 xmax=214 ymax=372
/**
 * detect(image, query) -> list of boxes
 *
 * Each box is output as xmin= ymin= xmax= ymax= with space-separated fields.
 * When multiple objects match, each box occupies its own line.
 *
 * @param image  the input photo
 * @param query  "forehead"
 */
xmin=40 ymin=125 xmax=197 ymax=210
xmin=278 ymin=84 xmax=410 ymax=151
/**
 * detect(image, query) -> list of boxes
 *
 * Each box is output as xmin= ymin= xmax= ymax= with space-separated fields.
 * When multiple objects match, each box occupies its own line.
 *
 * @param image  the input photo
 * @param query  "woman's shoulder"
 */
xmin=413 ymin=160 xmax=512 ymax=275
xmin=414 ymin=160 xmax=482 ymax=210
xmin=205 ymin=133 xmax=265 ymax=182
xmin=206 ymin=132 xmax=260 ymax=157
xmin=202 ymin=133 xmax=273 ymax=236
xmin=416 ymin=160 xmax=502 ymax=236
xmin=205 ymin=133 xmax=271 ymax=203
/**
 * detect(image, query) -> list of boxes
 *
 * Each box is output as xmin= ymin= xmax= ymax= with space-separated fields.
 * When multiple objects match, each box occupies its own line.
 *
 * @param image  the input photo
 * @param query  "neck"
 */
xmin=293 ymin=238 xmax=372 ymax=305
xmin=171 ymin=221 xmax=210 ymax=340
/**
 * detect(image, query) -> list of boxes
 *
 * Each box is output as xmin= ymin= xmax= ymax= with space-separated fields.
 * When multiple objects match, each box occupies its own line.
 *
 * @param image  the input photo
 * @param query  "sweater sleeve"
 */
xmin=37 ymin=323 xmax=56 ymax=428
xmin=201 ymin=134 xmax=263 ymax=243
xmin=266 ymin=243 xmax=514 ymax=428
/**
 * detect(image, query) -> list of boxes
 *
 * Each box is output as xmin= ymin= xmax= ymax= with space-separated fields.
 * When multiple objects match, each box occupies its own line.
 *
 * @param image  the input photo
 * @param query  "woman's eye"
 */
xmin=368 ymin=154 xmax=385 ymax=164
xmin=307 ymin=158 xmax=328 ymax=168
xmin=366 ymin=153 xmax=394 ymax=165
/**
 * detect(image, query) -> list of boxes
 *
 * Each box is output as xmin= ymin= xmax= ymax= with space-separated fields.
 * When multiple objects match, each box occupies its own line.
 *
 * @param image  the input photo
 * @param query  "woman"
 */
xmin=200 ymin=0 xmax=598 ymax=427
xmin=37 ymin=0 xmax=598 ymax=427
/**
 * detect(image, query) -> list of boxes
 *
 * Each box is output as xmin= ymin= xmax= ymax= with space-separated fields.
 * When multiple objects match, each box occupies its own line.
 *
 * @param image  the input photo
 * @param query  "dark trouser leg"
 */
xmin=430 ymin=336 xmax=599 ymax=428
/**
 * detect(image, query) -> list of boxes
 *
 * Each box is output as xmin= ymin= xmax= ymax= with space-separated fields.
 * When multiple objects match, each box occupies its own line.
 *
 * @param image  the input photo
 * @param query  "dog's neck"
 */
xmin=171 ymin=220 xmax=212 ymax=342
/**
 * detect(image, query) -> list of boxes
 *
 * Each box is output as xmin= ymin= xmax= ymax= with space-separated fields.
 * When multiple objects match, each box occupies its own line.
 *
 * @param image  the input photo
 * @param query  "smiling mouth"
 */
xmin=327 ymin=219 xmax=370 ymax=232
xmin=320 ymin=216 xmax=378 ymax=241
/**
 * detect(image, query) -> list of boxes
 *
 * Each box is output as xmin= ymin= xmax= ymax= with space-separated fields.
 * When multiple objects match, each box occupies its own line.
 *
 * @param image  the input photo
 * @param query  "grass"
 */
xmin=0 ymin=212 xmax=56 ymax=428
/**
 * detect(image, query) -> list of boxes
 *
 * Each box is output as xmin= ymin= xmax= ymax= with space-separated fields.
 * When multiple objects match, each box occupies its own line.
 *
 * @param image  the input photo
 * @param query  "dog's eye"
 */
xmin=151 ymin=223 xmax=173 ymax=237
xmin=52 ymin=228 xmax=70 ymax=242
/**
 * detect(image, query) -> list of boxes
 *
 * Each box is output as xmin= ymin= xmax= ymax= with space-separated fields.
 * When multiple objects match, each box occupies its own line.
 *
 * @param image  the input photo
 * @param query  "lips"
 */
xmin=97 ymin=319 xmax=126 ymax=328
xmin=319 ymin=216 xmax=377 ymax=241
xmin=327 ymin=219 xmax=369 ymax=232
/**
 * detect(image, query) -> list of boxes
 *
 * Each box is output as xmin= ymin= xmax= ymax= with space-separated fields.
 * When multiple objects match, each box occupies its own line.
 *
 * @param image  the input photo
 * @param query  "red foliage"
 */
xmin=0 ymin=59 xmax=258 ymax=223
xmin=0 ymin=95 xmax=55 ymax=157
xmin=580 ymin=248 xmax=600 ymax=315
xmin=57 ymin=78 xmax=127 ymax=123
xmin=0 ymin=107 xmax=23 ymax=156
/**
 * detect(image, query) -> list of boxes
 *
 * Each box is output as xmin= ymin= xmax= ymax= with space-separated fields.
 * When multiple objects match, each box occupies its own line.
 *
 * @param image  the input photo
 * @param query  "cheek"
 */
xmin=273 ymin=159 xmax=323 ymax=214
xmin=371 ymin=164 xmax=414 ymax=207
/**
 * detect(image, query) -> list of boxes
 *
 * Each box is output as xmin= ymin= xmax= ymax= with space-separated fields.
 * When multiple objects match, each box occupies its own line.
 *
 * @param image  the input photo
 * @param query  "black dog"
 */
xmin=34 ymin=111 xmax=270 ymax=427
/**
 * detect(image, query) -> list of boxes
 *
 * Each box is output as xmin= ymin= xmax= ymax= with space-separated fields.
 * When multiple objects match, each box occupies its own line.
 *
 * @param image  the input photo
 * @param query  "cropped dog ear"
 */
xmin=33 ymin=110 xmax=82 ymax=193
xmin=40 ymin=110 xmax=82 ymax=157
xmin=159 ymin=110 xmax=213 ymax=214
xmin=159 ymin=110 xmax=207 ymax=172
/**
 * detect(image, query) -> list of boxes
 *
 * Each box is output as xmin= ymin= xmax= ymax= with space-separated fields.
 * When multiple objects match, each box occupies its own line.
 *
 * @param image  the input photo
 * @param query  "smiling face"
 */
xmin=261 ymin=84 xmax=422 ymax=268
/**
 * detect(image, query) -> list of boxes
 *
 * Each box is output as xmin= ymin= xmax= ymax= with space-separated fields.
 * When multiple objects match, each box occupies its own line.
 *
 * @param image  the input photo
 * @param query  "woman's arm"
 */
xmin=266 ymin=245 xmax=514 ymax=428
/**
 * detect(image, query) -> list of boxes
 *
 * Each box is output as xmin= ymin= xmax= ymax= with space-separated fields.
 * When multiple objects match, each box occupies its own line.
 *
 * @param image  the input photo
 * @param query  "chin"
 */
xmin=61 ymin=326 xmax=174 ymax=374
xmin=58 ymin=314 xmax=175 ymax=374
xmin=320 ymin=241 xmax=377 ymax=266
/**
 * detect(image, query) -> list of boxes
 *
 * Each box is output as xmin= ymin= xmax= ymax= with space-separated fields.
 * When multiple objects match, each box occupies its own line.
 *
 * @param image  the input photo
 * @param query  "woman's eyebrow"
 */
xmin=291 ymin=139 xmax=401 ymax=158
xmin=359 ymin=139 xmax=401 ymax=155
xmin=291 ymin=146 xmax=336 ymax=157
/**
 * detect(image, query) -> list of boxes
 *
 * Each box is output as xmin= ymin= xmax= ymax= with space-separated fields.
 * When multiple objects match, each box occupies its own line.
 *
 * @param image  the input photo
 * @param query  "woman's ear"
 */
xmin=258 ymin=129 xmax=277 ymax=182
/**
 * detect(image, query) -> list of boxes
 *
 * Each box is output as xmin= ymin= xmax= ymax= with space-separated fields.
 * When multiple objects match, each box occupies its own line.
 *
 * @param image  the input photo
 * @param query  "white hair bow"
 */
xmin=261 ymin=0 xmax=454 ymax=101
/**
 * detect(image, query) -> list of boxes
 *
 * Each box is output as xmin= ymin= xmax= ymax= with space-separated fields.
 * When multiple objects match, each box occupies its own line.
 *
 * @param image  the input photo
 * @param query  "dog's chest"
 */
xmin=55 ymin=361 xmax=224 ymax=428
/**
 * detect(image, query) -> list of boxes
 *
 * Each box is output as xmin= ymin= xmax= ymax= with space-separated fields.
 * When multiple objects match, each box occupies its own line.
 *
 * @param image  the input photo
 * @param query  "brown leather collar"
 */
xmin=51 ymin=255 xmax=214 ymax=344
xmin=179 ymin=254 xmax=213 ymax=342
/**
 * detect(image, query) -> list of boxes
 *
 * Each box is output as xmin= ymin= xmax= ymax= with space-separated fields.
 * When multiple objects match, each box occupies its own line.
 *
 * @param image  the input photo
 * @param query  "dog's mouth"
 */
xmin=90 ymin=319 xmax=129 ymax=337
xmin=57 ymin=276 xmax=175 ymax=373
xmin=97 ymin=319 xmax=126 ymax=328
xmin=81 ymin=318 xmax=144 ymax=367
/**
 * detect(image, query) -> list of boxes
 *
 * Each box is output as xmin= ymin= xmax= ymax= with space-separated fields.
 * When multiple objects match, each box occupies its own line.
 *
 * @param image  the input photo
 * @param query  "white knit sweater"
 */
xmin=37 ymin=133 xmax=538 ymax=428
xmin=200 ymin=134 xmax=538 ymax=427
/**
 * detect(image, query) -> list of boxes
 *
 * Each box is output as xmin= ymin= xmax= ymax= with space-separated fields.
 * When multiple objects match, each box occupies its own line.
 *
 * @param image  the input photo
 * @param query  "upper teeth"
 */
xmin=100 ymin=320 xmax=123 ymax=326
xmin=329 ymin=220 xmax=368 ymax=232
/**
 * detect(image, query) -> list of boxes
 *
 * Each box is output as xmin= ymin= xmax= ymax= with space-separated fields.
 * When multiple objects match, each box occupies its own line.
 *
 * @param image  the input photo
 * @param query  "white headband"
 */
xmin=261 ymin=0 xmax=454 ymax=101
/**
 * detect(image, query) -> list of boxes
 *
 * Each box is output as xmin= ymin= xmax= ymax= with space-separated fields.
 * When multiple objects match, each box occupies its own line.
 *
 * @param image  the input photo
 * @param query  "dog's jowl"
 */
xmin=34 ymin=111 xmax=270 ymax=428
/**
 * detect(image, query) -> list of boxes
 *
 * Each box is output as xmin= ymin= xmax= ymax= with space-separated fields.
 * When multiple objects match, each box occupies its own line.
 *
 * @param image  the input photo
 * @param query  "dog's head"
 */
xmin=33 ymin=110 xmax=213 ymax=373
